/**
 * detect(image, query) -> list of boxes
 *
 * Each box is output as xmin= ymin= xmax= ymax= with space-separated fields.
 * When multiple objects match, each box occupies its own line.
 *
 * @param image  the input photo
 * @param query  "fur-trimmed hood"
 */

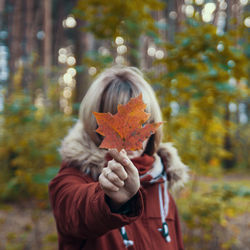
xmin=59 ymin=121 xmax=189 ymax=190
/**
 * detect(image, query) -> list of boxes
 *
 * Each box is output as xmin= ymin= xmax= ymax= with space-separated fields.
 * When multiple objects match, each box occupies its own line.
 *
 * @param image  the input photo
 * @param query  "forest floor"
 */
xmin=0 ymin=174 xmax=249 ymax=250
xmin=176 ymin=173 xmax=250 ymax=250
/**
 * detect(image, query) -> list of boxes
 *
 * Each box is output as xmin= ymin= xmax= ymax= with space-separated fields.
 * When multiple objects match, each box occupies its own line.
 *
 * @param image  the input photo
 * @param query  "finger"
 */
xmin=99 ymin=174 xmax=119 ymax=192
xmin=103 ymin=166 xmax=125 ymax=187
xmin=109 ymin=149 xmax=138 ymax=174
xmin=108 ymin=160 xmax=128 ymax=180
xmin=106 ymin=171 xmax=125 ymax=188
xmin=102 ymin=167 xmax=112 ymax=177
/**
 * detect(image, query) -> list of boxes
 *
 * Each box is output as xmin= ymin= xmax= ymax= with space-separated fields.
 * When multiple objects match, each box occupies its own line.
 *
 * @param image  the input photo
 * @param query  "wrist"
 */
xmin=105 ymin=192 xmax=140 ymax=214
xmin=107 ymin=198 xmax=126 ymax=211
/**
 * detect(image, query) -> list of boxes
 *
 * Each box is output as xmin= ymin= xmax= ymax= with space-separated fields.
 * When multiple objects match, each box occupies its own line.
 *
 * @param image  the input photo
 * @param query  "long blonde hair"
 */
xmin=79 ymin=65 xmax=163 ymax=155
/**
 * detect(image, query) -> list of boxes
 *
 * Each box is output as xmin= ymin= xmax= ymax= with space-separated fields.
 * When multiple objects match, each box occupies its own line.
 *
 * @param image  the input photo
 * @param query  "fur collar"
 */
xmin=59 ymin=121 xmax=189 ymax=191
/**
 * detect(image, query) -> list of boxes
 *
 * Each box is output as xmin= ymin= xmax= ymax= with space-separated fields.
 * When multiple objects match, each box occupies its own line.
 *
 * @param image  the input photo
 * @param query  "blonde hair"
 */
xmin=79 ymin=65 xmax=163 ymax=155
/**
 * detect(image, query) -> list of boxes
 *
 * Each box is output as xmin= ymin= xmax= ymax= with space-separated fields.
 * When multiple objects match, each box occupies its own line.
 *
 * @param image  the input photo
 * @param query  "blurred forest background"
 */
xmin=0 ymin=0 xmax=249 ymax=249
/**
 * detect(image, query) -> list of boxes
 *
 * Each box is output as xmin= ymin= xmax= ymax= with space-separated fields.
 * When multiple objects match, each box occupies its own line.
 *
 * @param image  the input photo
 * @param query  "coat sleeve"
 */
xmin=48 ymin=169 xmax=144 ymax=240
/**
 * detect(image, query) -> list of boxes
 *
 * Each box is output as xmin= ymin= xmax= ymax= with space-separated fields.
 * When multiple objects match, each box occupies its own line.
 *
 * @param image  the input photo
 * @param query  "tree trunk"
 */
xmin=53 ymin=2 xmax=64 ymax=66
xmin=25 ymin=0 xmax=35 ymax=55
xmin=74 ymin=20 xmax=89 ymax=111
xmin=8 ymin=0 xmax=23 ymax=96
xmin=25 ymin=0 xmax=35 ymax=100
xmin=225 ymin=0 xmax=232 ymax=31
xmin=165 ymin=0 xmax=176 ymax=42
xmin=176 ymin=0 xmax=184 ymax=32
xmin=44 ymin=0 xmax=52 ymax=102
xmin=223 ymin=103 xmax=235 ymax=169
xmin=139 ymin=35 xmax=150 ymax=70
xmin=0 ymin=0 xmax=5 ymax=29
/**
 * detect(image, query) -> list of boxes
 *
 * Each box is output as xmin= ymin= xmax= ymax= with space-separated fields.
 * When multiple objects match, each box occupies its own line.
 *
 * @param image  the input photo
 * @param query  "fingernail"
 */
xmin=123 ymin=158 xmax=129 ymax=165
xmin=109 ymin=148 xmax=116 ymax=153
xmin=121 ymin=149 xmax=126 ymax=154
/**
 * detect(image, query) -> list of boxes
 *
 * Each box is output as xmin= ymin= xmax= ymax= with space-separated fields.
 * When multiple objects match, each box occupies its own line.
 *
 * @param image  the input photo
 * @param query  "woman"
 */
xmin=49 ymin=66 xmax=189 ymax=249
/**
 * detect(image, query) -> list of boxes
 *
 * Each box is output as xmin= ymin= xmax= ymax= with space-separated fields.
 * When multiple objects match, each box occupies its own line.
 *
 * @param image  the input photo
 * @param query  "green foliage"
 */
xmin=44 ymin=233 xmax=58 ymax=243
xmin=153 ymin=21 xmax=249 ymax=174
xmin=0 ymin=92 xmax=73 ymax=201
xmin=147 ymin=19 xmax=250 ymax=249
xmin=33 ymin=167 xmax=60 ymax=185
xmin=75 ymin=0 xmax=164 ymax=66
xmin=231 ymin=123 xmax=250 ymax=170
xmin=177 ymin=181 xmax=249 ymax=249
xmin=75 ymin=0 xmax=163 ymax=39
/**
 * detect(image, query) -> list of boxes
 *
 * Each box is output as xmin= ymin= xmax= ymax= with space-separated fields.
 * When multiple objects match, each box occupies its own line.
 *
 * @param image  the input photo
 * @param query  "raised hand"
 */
xmin=99 ymin=149 xmax=140 ymax=211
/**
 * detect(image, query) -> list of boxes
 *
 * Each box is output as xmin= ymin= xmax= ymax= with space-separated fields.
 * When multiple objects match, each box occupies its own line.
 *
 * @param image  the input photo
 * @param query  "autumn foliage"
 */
xmin=93 ymin=94 xmax=162 ymax=151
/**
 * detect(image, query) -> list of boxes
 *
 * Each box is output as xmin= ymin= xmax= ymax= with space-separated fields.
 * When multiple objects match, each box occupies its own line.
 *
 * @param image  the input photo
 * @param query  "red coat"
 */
xmin=49 ymin=163 xmax=184 ymax=250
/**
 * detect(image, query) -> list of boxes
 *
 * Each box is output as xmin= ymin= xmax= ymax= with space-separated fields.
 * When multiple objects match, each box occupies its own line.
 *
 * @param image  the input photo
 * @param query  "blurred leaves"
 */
xmin=75 ymin=0 xmax=164 ymax=66
xmin=152 ymin=21 xmax=249 ymax=175
xmin=0 ymin=92 xmax=73 ymax=201
xmin=33 ymin=167 xmax=60 ymax=185
xmin=75 ymin=0 xmax=164 ymax=39
xmin=178 ymin=181 xmax=250 ymax=249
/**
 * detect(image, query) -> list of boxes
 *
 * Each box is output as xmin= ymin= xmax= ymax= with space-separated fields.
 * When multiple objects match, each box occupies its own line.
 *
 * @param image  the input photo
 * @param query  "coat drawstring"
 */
xmin=158 ymin=173 xmax=171 ymax=242
xmin=120 ymin=226 xmax=134 ymax=248
xmin=120 ymin=173 xmax=170 ymax=247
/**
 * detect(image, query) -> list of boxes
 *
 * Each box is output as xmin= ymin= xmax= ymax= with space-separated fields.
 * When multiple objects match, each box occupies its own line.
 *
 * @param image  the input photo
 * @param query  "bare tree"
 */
xmin=24 ymin=0 xmax=36 ymax=99
xmin=44 ymin=0 xmax=52 ymax=101
xmin=0 ymin=0 xmax=5 ymax=29
xmin=25 ymin=0 xmax=35 ymax=55
xmin=8 ymin=0 xmax=24 ymax=96
xmin=53 ymin=1 xmax=64 ymax=66
xmin=74 ymin=20 xmax=90 ymax=106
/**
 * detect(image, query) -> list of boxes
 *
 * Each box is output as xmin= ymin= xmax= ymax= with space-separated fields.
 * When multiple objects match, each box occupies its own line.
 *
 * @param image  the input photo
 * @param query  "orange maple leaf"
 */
xmin=93 ymin=94 xmax=163 ymax=152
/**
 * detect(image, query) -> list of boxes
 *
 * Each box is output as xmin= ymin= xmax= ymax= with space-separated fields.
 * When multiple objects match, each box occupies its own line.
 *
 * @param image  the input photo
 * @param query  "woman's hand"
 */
xmin=99 ymin=149 xmax=140 ymax=211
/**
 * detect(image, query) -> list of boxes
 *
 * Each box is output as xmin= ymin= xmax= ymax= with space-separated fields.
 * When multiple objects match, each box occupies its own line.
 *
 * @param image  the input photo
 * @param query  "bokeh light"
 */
xmin=67 ymin=67 xmax=77 ymax=77
xmin=63 ymin=73 xmax=73 ymax=84
xmin=185 ymin=5 xmax=195 ymax=18
xmin=155 ymin=50 xmax=164 ymax=60
xmin=58 ymin=54 xmax=67 ymax=64
xmin=220 ymin=2 xmax=227 ymax=10
xmin=36 ymin=31 xmax=45 ymax=40
xmin=202 ymin=2 xmax=216 ymax=22
xmin=117 ymin=45 xmax=127 ymax=54
xmin=227 ymin=60 xmax=236 ymax=68
xmin=63 ymin=87 xmax=72 ymax=99
xmin=244 ymin=17 xmax=250 ymax=28
xmin=240 ymin=0 xmax=248 ymax=5
xmin=147 ymin=47 xmax=156 ymax=57
xmin=67 ymin=56 xmax=76 ymax=66
xmin=59 ymin=48 xmax=67 ymax=55
xmin=169 ymin=11 xmax=177 ymax=20
xmin=185 ymin=0 xmax=193 ymax=4
xmin=115 ymin=55 xmax=125 ymax=64
xmin=217 ymin=42 xmax=224 ymax=52
xmin=115 ymin=36 xmax=124 ymax=45
xmin=98 ymin=46 xmax=110 ymax=56
xmin=88 ymin=66 xmax=97 ymax=76
xmin=63 ymin=15 xmax=77 ymax=28
xmin=195 ymin=0 xmax=204 ymax=5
